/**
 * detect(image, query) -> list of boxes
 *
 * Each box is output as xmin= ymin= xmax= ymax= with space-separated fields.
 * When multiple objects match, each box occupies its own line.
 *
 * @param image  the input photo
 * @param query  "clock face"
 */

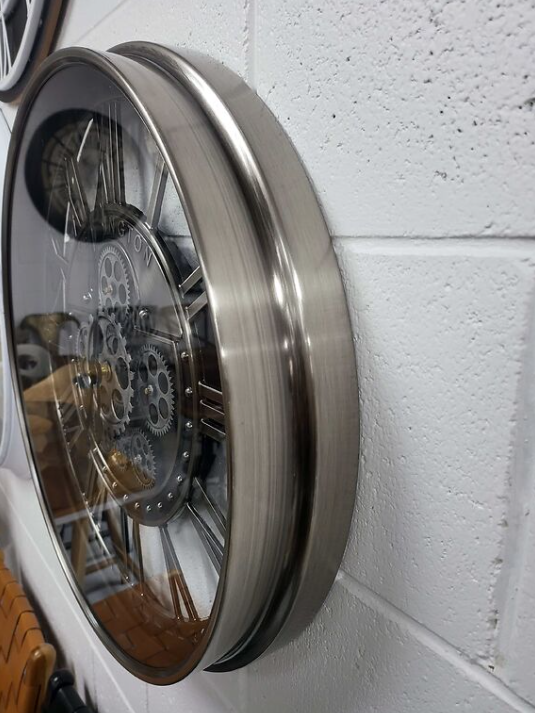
xmin=7 ymin=65 xmax=226 ymax=676
xmin=3 ymin=45 xmax=359 ymax=683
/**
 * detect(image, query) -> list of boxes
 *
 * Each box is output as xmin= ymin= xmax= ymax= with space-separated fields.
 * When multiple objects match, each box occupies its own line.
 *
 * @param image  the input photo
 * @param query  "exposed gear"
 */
xmin=77 ymin=312 xmax=134 ymax=437
xmin=75 ymin=321 xmax=91 ymax=364
xmin=97 ymin=312 xmax=134 ymax=436
xmin=98 ymin=244 xmax=132 ymax=312
xmin=71 ymin=320 xmax=94 ymax=426
xmin=128 ymin=430 xmax=157 ymax=487
xmin=137 ymin=344 xmax=175 ymax=437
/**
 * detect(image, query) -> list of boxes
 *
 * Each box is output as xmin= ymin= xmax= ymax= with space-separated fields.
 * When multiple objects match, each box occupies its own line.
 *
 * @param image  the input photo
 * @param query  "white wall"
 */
xmin=1 ymin=0 xmax=535 ymax=711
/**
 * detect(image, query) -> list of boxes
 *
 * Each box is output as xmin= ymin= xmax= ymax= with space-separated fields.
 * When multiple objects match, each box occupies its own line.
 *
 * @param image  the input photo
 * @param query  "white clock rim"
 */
xmin=0 ymin=0 xmax=46 ymax=92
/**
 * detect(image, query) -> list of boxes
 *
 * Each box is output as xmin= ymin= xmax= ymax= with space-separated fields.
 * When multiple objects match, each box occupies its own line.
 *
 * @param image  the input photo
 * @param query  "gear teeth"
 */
xmin=96 ymin=310 xmax=134 ymax=437
xmin=138 ymin=343 xmax=175 ymax=437
xmin=128 ymin=429 xmax=157 ymax=487
xmin=98 ymin=244 xmax=133 ymax=312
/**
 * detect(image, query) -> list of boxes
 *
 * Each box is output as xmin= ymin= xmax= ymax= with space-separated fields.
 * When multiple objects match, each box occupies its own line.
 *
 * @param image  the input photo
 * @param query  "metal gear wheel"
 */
xmin=137 ymin=344 xmax=175 ymax=437
xmin=98 ymin=244 xmax=132 ymax=312
xmin=94 ymin=312 xmax=134 ymax=436
xmin=128 ymin=430 xmax=157 ymax=487
xmin=75 ymin=320 xmax=91 ymax=363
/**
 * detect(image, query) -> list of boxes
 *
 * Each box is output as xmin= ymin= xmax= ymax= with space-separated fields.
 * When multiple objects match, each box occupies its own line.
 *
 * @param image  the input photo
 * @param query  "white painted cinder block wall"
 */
xmin=1 ymin=0 xmax=535 ymax=711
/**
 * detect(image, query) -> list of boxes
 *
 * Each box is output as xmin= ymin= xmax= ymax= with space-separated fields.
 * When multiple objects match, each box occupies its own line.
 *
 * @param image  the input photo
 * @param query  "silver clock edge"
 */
xmin=111 ymin=42 xmax=361 ymax=667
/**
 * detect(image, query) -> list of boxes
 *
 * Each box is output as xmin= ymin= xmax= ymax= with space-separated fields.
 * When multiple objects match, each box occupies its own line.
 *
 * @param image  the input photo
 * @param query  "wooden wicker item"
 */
xmin=0 ymin=551 xmax=56 ymax=713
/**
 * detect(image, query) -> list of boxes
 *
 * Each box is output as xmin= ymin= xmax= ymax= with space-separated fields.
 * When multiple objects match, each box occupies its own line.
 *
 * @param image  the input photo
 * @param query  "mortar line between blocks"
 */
xmin=333 ymin=235 xmax=535 ymax=257
xmin=238 ymin=665 xmax=249 ymax=713
xmin=0 ymin=107 xmax=10 ymax=133
xmin=70 ymin=0 xmax=133 ymax=46
xmin=338 ymin=572 xmax=535 ymax=713
xmin=245 ymin=0 xmax=257 ymax=89
xmin=334 ymin=234 xmax=535 ymax=242
xmin=494 ymin=280 xmax=535 ymax=663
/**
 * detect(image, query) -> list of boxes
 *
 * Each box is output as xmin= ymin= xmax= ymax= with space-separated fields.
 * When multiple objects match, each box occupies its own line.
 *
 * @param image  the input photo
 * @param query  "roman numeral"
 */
xmin=179 ymin=266 xmax=208 ymax=321
xmin=51 ymin=268 xmax=67 ymax=311
xmin=186 ymin=291 xmax=207 ymax=321
xmin=95 ymin=102 xmax=125 ymax=209
xmin=106 ymin=509 xmax=131 ymax=573
xmin=51 ymin=208 xmax=72 ymax=264
xmin=199 ymin=382 xmax=225 ymax=442
xmin=193 ymin=477 xmax=226 ymax=537
xmin=179 ymin=266 xmax=202 ymax=295
xmin=132 ymin=521 xmax=145 ymax=593
xmin=188 ymin=502 xmax=224 ymax=575
xmin=65 ymin=155 xmax=89 ymax=230
xmin=160 ymin=525 xmax=199 ymax=621
xmin=146 ymin=154 xmax=168 ymax=227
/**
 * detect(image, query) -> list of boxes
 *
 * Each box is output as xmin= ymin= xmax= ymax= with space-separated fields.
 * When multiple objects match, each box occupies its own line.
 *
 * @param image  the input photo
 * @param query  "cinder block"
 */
xmin=0 ymin=2 xmax=126 ymax=130
xmin=147 ymin=673 xmax=237 ymax=713
xmin=57 ymin=0 xmax=125 ymax=47
xmin=496 ymin=476 xmax=535 ymax=705
xmin=335 ymin=239 xmax=535 ymax=662
xmin=2 ymin=0 xmax=249 ymax=129
xmin=246 ymin=578 xmax=523 ymax=713
xmin=200 ymin=669 xmax=244 ymax=713
xmin=256 ymin=0 xmax=535 ymax=237
xmin=93 ymin=647 xmax=149 ymax=713
xmin=77 ymin=0 xmax=248 ymax=78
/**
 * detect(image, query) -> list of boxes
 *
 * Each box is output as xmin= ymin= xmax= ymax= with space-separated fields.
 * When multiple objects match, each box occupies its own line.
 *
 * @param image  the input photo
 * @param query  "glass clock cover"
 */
xmin=7 ymin=60 xmax=226 ymax=677
xmin=3 ymin=44 xmax=359 ymax=683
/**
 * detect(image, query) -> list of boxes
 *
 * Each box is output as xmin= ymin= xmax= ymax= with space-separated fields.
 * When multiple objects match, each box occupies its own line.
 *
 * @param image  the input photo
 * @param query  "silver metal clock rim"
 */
xmin=115 ymin=41 xmax=361 ymax=669
xmin=2 ymin=43 xmax=360 ymax=682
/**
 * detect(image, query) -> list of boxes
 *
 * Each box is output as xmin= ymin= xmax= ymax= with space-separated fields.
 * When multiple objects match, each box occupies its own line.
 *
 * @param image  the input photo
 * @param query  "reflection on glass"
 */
xmin=0 ymin=322 xmax=3 ymax=447
xmin=9 ymin=66 xmax=227 ymax=675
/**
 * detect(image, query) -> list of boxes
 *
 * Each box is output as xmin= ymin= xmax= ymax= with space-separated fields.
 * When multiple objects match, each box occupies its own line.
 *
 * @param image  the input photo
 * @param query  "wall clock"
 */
xmin=0 ymin=0 xmax=65 ymax=103
xmin=2 ymin=42 xmax=359 ymax=683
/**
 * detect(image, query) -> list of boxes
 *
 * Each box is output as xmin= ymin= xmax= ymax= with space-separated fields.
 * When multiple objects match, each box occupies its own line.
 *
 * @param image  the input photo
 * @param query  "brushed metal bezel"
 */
xmin=2 ymin=43 xmax=359 ymax=683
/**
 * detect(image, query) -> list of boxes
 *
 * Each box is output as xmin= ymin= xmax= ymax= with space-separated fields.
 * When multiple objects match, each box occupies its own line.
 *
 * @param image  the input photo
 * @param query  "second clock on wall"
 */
xmin=0 ymin=0 xmax=65 ymax=103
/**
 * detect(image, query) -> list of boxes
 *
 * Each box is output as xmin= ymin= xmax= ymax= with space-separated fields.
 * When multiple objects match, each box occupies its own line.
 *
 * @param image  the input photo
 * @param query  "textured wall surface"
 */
xmin=1 ymin=0 xmax=535 ymax=711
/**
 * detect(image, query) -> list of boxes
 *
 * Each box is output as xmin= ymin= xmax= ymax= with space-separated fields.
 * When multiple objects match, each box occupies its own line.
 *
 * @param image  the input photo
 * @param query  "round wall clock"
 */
xmin=2 ymin=43 xmax=359 ymax=683
xmin=0 ymin=0 xmax=65 ymax=103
